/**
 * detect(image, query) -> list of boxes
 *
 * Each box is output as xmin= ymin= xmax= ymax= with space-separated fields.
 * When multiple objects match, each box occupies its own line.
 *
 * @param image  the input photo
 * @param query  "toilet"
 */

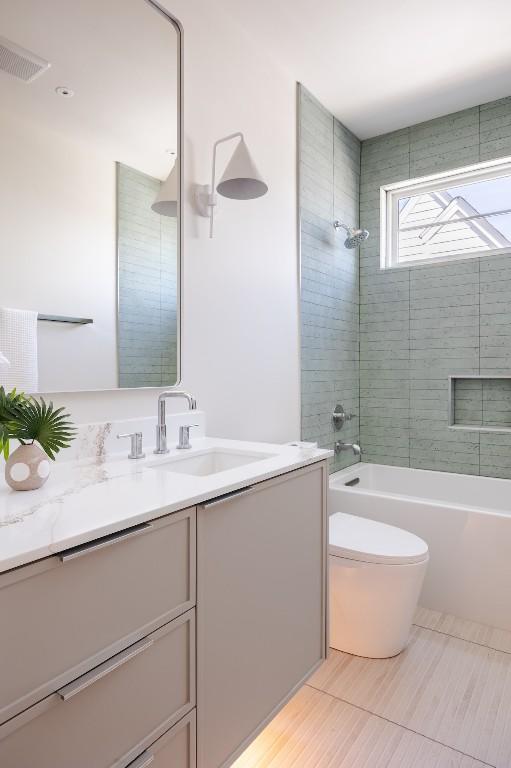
xmin=329 ymin=513 xmax=429 ymax=658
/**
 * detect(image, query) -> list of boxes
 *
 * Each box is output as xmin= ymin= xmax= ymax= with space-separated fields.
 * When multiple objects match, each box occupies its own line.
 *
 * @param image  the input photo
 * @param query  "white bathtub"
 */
xmin=329 ymin=463 xmax=511 ymax=632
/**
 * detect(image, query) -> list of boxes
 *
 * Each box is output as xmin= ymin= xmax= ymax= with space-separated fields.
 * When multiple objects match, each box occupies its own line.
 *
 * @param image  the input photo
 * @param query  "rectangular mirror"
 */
xmin=0 ymin=0 xmax=181 ymax=392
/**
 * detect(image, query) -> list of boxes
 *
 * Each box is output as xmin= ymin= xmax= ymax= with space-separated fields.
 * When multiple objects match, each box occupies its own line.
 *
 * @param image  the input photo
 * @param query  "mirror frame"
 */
xmin=39 ymin=0 xmax=184 ymax=395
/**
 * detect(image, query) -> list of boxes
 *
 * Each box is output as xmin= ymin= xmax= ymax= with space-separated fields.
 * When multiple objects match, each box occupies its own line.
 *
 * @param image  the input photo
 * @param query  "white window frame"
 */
xmin=380 ymin=155 xmax=511 ymax=270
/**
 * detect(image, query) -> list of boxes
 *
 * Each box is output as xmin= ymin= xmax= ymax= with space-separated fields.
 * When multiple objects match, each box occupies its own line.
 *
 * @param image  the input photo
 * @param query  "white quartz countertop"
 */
xmin=0 ymin=437 xmax=331 ymax=574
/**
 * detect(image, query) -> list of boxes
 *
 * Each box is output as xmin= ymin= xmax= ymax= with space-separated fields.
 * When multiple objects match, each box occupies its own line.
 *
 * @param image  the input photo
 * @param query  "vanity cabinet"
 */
xmin=0 ymin=506 xmax=196 ymax=724
xmin=130 ymin=710 xmax=196 ymax=768
xmin=197 ymin=463 xmax=328 ymax=768
xmin=0 ymin=460 xmax=327 ymax=768
xmin=0 ymin=612 xmax=195 ymax=768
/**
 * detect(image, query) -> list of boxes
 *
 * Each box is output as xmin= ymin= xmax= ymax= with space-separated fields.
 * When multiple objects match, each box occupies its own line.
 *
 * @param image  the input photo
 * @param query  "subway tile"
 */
xmin=480 ymin=136 xmax=511 ymax=160
xmin=301 ymin=90 xmax=511 ymax=477
xmin=411 ymin=147 xmax=481 ymax=176
xmin=118 ymin=163 xmax=178 ymax=389
xmin=299 ymin=85 xmax=360 ymax=460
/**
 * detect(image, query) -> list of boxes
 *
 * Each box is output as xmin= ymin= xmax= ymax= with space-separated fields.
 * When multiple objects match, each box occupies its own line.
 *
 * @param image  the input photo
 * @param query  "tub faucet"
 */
xmin=335 ymin=440 xmax=362 ymax=457
xmin=155 ymin=391 xmax=197 ymax=454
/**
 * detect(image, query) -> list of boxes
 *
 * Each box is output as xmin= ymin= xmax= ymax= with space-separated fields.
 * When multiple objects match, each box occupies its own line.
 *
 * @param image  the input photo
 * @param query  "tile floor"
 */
xmin=234 ymin=608 xmax=511 ymax=768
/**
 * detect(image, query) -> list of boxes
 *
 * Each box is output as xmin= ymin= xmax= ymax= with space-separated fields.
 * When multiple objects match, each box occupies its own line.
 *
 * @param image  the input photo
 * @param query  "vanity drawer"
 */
xmin=0 ymin=506 xmax=196 ymax=724
xmin=0 ymin=610 xmax=195 ymax=768
xmin=128 ymin=710 xmax=196 ymax=768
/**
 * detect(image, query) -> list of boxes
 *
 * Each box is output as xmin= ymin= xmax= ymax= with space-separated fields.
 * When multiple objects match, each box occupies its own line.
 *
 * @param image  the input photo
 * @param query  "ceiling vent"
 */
xmin=0 ymin=36 xmax=50 ymax=83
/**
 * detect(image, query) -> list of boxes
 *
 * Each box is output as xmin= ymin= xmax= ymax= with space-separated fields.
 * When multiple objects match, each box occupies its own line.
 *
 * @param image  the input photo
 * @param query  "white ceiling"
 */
xmin=0 ymin=0 xmax=178 ymax=178
xmin=221 ymin=0 xmax=511 ymax=139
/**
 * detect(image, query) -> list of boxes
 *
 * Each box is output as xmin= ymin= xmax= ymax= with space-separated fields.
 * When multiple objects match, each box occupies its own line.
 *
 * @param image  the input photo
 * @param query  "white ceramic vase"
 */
xmin=5 ymin=444 xmax=51 ymax=491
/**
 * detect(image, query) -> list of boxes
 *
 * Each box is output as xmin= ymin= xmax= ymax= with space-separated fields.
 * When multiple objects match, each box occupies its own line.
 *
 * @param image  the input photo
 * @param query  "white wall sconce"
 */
xmin=195 ymin=132 xmax=268 ymax=237
xmin=152 ymin=159 xmax=178 ymax=217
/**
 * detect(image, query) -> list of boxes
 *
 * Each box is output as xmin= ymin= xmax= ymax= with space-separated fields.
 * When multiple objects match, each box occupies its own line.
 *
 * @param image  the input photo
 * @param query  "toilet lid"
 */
xmin=329 ymin=512 xmax=429 ymax=565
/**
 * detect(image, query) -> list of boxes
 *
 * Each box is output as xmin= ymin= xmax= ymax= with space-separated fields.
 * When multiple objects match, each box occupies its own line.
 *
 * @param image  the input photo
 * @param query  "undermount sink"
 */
xmin=150 ymin=448 xmax=276 ymax=477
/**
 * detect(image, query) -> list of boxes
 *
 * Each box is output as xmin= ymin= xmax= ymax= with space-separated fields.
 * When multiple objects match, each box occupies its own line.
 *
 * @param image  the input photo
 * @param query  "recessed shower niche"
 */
xmin=449 ymin=376 xmax=511 ymax=431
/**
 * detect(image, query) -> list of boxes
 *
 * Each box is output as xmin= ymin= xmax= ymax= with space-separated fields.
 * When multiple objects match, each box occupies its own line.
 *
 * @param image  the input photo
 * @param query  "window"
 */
xmin=380 ymin=157 xmax=511 ymax=269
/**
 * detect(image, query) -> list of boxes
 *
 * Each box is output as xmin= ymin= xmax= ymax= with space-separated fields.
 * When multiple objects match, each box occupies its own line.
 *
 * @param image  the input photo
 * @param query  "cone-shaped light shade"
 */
xmin=151 ymin=163 xmax=178 ymax=217
xmin=216 ymin=139 xmax=268 ymax=200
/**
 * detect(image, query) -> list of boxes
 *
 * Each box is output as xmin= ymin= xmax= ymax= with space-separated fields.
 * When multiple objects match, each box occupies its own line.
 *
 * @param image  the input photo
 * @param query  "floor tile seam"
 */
xmin=305 ymin=682 xmax=497 ymax=767
xmin=412 ymin=622 xmax=511 ymax=657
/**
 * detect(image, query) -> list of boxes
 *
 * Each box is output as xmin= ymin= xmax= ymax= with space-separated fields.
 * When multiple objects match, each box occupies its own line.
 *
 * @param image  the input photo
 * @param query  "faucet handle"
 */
xmin=117 ymin=432 xmax=145 ymax=460
xmin=332 ymin=404 xmax=357 ymax=431
xmin=177 ymin=424 xmax=199 ymax=450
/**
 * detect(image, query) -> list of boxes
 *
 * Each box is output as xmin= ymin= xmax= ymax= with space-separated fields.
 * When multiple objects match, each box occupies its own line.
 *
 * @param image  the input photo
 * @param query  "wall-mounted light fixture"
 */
xmin=195 ymin=132 xmax=268 ymax=237
xmin=152 ymin=159 xmax=178 ymax=217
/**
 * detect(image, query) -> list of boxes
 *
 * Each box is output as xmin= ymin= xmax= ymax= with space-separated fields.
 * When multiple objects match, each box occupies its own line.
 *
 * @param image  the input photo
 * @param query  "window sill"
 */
xmin=380 ymin=246 xmax=511 ymax=271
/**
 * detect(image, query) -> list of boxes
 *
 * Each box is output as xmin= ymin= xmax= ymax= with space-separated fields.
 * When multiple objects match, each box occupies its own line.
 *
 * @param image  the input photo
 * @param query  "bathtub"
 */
xmin=329 ymin=463 xmax=511 ymax=632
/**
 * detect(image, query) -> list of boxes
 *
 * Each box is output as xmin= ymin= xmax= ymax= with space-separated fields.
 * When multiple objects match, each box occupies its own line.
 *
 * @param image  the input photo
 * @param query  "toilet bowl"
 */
xmin=329 ymin=512 xmax=429 ymax=658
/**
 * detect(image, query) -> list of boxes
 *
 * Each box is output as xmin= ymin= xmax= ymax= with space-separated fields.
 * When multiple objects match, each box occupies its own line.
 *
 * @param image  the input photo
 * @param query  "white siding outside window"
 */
xmin=380 ymin=157 xmax=511 ymax=269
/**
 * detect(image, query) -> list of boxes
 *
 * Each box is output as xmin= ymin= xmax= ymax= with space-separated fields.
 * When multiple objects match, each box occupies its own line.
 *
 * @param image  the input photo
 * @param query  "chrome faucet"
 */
xmin=154 ymin=391 xmax=197 ymax=454
xmin=335 ymin=440 xmax=362 ymax=457
xmin=117 ymin=431 xmax=145 ymax=459
xmin=177 ymin=424 xmax=198 ymax=450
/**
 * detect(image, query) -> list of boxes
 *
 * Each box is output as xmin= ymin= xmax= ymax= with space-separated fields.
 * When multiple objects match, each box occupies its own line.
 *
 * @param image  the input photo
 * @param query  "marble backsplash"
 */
xmin=2 ymin=411 xmax=207 ymax=466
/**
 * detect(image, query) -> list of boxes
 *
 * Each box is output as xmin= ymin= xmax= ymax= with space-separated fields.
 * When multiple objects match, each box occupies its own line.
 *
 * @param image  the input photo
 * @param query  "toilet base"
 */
xmin=329 ymin=554 xmax=428 ymax=658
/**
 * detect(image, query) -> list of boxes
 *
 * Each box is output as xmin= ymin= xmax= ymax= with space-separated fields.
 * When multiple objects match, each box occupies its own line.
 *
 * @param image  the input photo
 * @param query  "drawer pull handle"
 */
xmin=203 ymin=486 xmax=254 ymax=509
xmin=59 ymin=522 xmax=153 ymax=563
xmin=57 ymin=637 xmax=153 ymax=701
xmin=125 ymin=751 xmax=155 ymax=768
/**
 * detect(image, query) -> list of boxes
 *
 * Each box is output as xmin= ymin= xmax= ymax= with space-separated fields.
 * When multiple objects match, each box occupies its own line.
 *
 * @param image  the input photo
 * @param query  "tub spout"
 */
xmin=335 ymin=441 xmax=362 ymax=457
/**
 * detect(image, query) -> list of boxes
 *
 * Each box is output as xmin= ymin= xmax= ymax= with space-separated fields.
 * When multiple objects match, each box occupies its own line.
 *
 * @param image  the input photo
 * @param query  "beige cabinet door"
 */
xmin=197 ymin=462 xmax=328 ymax=768
xmin=0 ymin=611 xmax=195 ymax=768
xmin=128 ymin=710 xmax=196 ymax=768
xmin=0 ymin=506 xmax=196 ymax=724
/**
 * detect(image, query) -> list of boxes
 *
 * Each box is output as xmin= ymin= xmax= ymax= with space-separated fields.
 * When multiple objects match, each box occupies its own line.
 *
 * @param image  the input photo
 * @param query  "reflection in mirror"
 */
xmin=0 ymin=0 xmax=181 ymax=393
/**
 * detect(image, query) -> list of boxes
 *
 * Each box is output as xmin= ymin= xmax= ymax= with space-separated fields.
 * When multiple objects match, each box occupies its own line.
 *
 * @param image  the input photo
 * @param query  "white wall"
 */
xmin=50 ymin=0 xmax=301 ymax=444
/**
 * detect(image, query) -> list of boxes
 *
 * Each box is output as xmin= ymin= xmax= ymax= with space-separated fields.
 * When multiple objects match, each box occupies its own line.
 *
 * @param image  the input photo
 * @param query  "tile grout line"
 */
xmin=412 ymin=620 xmax=511 ymax=656
xmin=305 ymin=682 xmax=497 ymax=768
xmin=408 ymin=262 xmax=411 ymax=469
xmin=478 ymin=250 xmax=481 ymax=475
xmin=408 ymin=127 xmax=411 ymax=470
xmin=358 ymin=140 xmax=362 ymax=463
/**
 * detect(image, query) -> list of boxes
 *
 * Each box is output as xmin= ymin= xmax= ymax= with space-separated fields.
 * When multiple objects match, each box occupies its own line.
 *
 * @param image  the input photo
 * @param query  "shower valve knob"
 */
xmin=332 ymin=404 xmax=356 ymax=430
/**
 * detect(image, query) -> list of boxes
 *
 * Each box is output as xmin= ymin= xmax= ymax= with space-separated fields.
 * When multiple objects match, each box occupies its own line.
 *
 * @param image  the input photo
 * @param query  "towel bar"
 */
xmin=37 ymin=314 xmax=93 ymax=325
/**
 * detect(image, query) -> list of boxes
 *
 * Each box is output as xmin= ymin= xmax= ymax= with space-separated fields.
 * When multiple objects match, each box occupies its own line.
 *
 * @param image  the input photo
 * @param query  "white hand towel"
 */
xmin=0 ymin=308 xmax=38 ymax=393
xmin=0 ymin=352 xmax=10 ymax=372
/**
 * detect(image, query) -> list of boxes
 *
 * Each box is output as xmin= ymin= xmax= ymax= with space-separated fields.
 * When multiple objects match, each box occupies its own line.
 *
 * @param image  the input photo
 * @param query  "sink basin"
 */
xmin=151 ymin=448 xmax=276 ymax=477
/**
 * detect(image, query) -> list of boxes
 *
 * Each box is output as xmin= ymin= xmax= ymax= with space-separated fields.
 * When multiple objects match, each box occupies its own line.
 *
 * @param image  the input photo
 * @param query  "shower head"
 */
xmin=345 ymin=228 xmax=370 ymax=248
xmin=333 ymin=220 xmax=370 ymax=249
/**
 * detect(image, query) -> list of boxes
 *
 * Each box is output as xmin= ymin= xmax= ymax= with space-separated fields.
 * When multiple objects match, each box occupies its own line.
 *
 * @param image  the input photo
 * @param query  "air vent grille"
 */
xmin=0 ymin=36 xmax=50 ymax=82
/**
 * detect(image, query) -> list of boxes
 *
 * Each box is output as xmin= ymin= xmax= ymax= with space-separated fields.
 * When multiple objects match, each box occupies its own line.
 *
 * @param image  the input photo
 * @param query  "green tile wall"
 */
xmin=299 ymin=89 xmax=511 ymax=478
xmin=454 ymin=378 xmax=511 ymax=429
xmin=360 ymin=97 xmax=511 ymax=478
xmin=117 ymin=163 xmax=178 ymax=388
xmin=299 ymin=86 xmax=361 ymax=471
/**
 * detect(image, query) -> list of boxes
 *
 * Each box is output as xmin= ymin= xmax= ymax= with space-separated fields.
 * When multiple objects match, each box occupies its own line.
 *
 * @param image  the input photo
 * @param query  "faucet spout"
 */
xmin=155 ymin=391 xmax=197 ymax=454
xmin=335 ymin=440 xmax=362 ymax=457
xmin=178 ymin=393 xmax=197 ymax=410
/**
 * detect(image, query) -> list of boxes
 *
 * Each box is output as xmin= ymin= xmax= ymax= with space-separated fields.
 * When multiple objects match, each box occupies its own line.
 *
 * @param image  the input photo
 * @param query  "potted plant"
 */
xmin=0 ymin=387 xmax=76 ymax=491
xmin=0 ymin=387 xmax=26 ymax=459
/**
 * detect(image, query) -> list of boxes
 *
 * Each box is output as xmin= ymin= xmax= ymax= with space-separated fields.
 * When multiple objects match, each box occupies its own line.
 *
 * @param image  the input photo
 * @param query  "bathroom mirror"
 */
xmin=0 ymin=0 xmax=182 ymax=392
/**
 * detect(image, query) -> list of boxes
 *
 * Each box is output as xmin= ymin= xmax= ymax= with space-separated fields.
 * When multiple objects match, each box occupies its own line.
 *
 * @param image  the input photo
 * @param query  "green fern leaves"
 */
xmin=0 ymin=387 xmax=27 ymax=459
xmin=0 ymin=387 xmax=75 ymax=461
xmin=13 ymin=398 xmax=76 ymax=461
